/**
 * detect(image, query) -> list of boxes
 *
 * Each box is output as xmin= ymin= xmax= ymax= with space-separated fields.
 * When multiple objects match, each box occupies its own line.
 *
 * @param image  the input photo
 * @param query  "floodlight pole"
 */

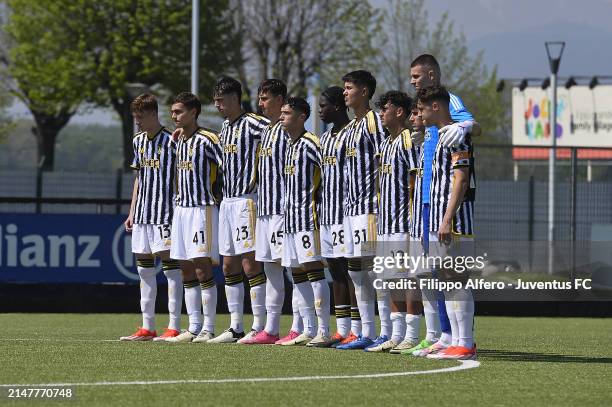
xmin=545 ymin=41 xmax=565 ymax=274
xmin=191 ymin=0 xmax=200 ymax=95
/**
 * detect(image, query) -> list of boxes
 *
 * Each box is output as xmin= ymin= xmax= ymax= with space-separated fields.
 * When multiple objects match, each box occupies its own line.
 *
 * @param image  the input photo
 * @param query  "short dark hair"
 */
xmin=213 ymin=76 xmax=242 ymax=99
xmin=410 ymin=54 xmax=441 ymax=77
xmin=342 ymin=70 xmax=377 ymax=99
xmin=258 ymin=79 xmax=287 ymax=100
xmin=173 ymin=92 xmax=201 ymax=117
xmin=285 ymin=96 xmax=310 ymax=120
xmin=417 ymin=86 xmax=450 ymax=107
xmin=130 ymin=93 xmax=158 ymax=114
xmin=321 ymin=86 xmax=346 ymax=110
xmin=376 ymin=90 xmax=413 ymax=117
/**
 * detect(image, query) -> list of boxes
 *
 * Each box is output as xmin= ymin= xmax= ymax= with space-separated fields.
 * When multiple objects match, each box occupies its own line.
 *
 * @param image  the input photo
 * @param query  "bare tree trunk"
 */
xmin=31 ymin=110 xmax=73 ymax=171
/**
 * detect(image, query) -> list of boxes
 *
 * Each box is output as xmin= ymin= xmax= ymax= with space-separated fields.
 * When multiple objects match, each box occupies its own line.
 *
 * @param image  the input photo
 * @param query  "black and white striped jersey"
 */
xmin=429 ymin=135 xmax=475 ymax=235
xmin=344 ymin=110 xmax=386 ymax=216
xmin=219 ymin=112 xmax=269 ymax=198
xmin=320 ymin=122 xmax=352 ymax=225
xmin=257 ymin=120 xmax=288 ymax=216
xmin=378 ymin=129 xmax=420 ymax=235
xmin=283 ymin=132 xmax=322 ymax=233
xmin=130 ymin=127 xmax=176 ymax=225
xmin=175 ymin=128 xmax=223 ymax=207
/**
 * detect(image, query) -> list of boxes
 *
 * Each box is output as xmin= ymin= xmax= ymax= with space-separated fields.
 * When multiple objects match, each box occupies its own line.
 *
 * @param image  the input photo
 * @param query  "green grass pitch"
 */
xmin=0 ymin=314 xmax=610 ymax=406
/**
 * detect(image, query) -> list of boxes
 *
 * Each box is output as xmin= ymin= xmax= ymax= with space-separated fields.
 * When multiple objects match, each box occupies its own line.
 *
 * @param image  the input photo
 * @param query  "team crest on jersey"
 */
xmin=157 ymin=146 xmax=162 ymax=155
xmin=188 ymin=148 xmax=194 ymax=157
xmin=271 ymin=134 xmax=277 ymax=142
xmin=139 ymin=147 xmax=145 ymax=154
xmin=335 ymin=139 xmax=343 ymax=150
xmin=233 ymin=128 xmax=240 ymax=139
xmin=292 ymin=152 xmax=300 ymax=160
xmin=306 ymin=250 xmax=313 ymax=257
xmin=244 ymin=241 xmax=252 ymax=249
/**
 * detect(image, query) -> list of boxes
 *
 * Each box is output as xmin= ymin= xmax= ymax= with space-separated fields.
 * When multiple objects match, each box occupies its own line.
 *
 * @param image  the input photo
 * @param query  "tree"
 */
xmin=377 ymin=0 xmax=505 ymax=136
xmin=75 ymin=0 xmax=235 ymax=170
xmin=229 ymin=0 xmax=382 ymax=102
xmin=1 ymin=0 xmax=95 ymax=169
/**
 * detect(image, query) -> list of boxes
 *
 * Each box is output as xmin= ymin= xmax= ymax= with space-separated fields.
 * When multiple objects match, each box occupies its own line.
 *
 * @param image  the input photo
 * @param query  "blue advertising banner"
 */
xmin=1 ymin=214 xmax=164 ymax=283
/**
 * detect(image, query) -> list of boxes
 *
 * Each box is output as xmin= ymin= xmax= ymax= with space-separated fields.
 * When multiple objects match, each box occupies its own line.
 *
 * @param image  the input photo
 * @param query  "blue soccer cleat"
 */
xmin=336 ymin=335 xmax=374 ymax=350
xmin=364 ymin=335 xmax=390 ymax=352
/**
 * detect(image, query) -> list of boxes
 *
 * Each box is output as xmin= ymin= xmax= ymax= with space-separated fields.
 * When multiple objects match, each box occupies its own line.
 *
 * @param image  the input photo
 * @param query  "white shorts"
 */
xmin=170 ymin=205 xmax=219 ymax=263
xmin=218 ymin=195 xmax=257 ymax=256
xmin=420 ymin=232 xmax=474 ymax=277
xmin=375 ymin=233 xmax=411 ymax=279
xmin=132 ymin=224 xmax=172 ymax=254
xmin=255 ymin=214 xmax=284 ymax=262
xmin=320 ymin=223 xmax=349 ymax=258
xmin=343 ymin=214 xmax=378 ymax=258
xmin=281 ymin=230 xmax=322 ymax=267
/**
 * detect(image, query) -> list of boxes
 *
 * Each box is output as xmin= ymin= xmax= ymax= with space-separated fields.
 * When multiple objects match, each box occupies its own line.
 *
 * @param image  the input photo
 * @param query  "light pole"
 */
xmin=191 ymin=0 xmax=200 ymax=95
xmin=545 ymin=41 xmax=565 ymax=274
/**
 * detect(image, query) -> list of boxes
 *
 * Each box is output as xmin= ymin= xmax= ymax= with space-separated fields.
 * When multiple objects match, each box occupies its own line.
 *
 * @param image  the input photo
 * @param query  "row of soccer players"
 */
xmin=120 ymin=54 xmax=477 ymax=360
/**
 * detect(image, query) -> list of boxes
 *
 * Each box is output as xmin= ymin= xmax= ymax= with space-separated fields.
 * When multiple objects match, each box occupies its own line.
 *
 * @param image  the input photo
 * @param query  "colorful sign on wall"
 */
xmin=512 ymin=85 xmax=612 ymax=147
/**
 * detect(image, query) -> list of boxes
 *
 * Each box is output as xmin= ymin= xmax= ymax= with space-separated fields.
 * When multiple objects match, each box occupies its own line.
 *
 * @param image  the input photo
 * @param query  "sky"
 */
xmin=8 ymin=0 xmax=612 ymax=125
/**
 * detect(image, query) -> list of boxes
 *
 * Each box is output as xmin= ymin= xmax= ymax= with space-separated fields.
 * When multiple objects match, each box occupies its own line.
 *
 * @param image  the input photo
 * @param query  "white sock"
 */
xmin=264 ymin=263 xmax=285 ymax=335
xmin=404 ymin=313 xmax=422 ymax=344
xmin=248 ymin=273 xmax=267 ymax=332
xmin=335 ymin=305 xmax=350 ymax=337
xmin=445 ymin=290 xmax=460 ymax=347
xmin=290 ymin=284 xmax=303 ymax=333
xmin=351 ymin=307 xmax=362 ymax=336
xmin=348 ymin=269 xmax=376 ymax=339
xmin=138 ymin=264 xmax=157 ymax=331
xmin=224 ymin=274 xmax=244 ymax=333
xmin=183 ymin=280 xmax=202 ymax=334
xmin=453 ymin=288 xmax=475 ymax=349
xmin=376 ymin=289 xmax=391 ymax=338
xmin=293 ymin=275 xmax=317 ymax=337
xmin=308 ymin=270 xmax=330 ymax=336
xmin=390 ymin=312 xmax=406 ymax=343
xmin=162 ymin=266 xmax=182 ymax=331
xmin=200 ymin=278 xmax=217 ymax=333
xmin=421 ymin=288 xmax=441 ymax=342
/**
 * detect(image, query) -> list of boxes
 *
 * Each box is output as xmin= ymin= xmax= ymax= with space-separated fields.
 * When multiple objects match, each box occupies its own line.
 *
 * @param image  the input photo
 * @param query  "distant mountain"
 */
xmin=469 ymin=22 xmax=612 ymax=79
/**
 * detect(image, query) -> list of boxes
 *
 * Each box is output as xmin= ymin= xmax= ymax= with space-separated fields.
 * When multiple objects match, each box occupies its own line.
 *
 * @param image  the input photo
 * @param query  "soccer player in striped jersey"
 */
xmin=277 ymin=97 xmax=330 ymax=347
xmin=365 ymin=91 xmax=421 ymax=353
xmin=240 ymin=79 xmax=288 ymax=345
xmin=337 ymin=70 xmax=386 ymax=350
xmin=166 ymin=92 xmax=222 ymax=343
xmin=416 ymin=86 xmax=476 ymax=360
xmin=318 ymin=86 xmax=362 ymax=347
xmin=120 ymin=93 xmax=183 ymax=342
xmin=407 ymin=54 xmax=480 ymax=357
xmin=208 ymin=77 xmax=270 ymax=344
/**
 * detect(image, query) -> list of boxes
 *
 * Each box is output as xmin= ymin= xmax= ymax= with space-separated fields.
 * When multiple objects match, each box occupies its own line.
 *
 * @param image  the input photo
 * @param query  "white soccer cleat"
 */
xmin=364 ymin=339 xmax=398 ymax=353
xmin=305 ymin=333 xmax=334 ymax=348
xmin=280 ymin=332 xmax=313 ymax=346
xmin=192 ymin=330 xmax=215 ymax=343
xmin=207 ymin=328 xmax=245 ymax=344
xmin=389 ymin=339 xmax=418 ymax=354
xmin=166 ymin=330 xmax=197 ymax=343
xmin=237 ymin=329 xmax=259 ymax=344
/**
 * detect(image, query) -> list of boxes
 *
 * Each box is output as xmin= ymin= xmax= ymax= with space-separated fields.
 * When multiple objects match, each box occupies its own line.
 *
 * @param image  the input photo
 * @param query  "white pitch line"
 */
xmin=0 ymin=360 xmax=480 ymax=387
